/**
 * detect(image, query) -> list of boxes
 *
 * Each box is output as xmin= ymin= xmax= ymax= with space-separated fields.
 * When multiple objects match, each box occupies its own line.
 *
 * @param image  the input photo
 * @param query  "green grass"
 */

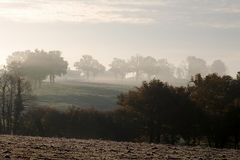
xmin=33 ymin=81 xmax=133 ymax=110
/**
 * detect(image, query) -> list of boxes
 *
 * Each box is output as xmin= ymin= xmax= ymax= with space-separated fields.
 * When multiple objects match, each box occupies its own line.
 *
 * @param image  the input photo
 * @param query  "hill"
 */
xmin=0 ymin=135 xmax=239 ymax=159
xmin=33 ymin=81 xmax=133 ymax=110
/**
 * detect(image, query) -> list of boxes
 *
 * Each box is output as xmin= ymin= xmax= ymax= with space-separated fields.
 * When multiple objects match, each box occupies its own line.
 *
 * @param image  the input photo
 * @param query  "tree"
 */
xmin=0 ymin=68 xmax=31 ymax=134
xmin=186 ymin=56 xmax=208 ymax=79
xmin=91 ymin=59 xmax=106 ymax=79
xmin=47 ymin=51 xmax=68 ymax=84
xmin=141 ymin=56 xmax=157 ymax=80
xmin=210 ymin=60 xmax=227 ymax=76
xmin=74 ymin=55 xmax=105 ymax=80
xmin=127 ymin=55 xmax=144 ymax=81
xmin=7 ymin=51 xmax=30 ymax=65
xmin=109 ymin=58 xmax=128 ymax=79
xmin=190 ymin=73 xmax=232 ymax=114
xmin=7 ymin=49 xmax=68 ymax=87
xmin=21 ymin=50 xmax=49 ymax=87
xmin=7 ymin=51 xmax=31 ymax=76
xmin=118 ymin=79 xmax=198 ymax=143
xmin=189 ymin=73 xmax=240 ymax=148
xmin=156 ymin=59 xmax=175 ymax=82
xmin=237 ymin=72 xmax=240 ymax=80
xmin=176 ymin=62 xmax=188 ymax=80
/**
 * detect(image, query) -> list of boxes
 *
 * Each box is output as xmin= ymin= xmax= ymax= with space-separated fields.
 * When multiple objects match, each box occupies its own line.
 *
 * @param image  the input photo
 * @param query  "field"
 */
xmin=0 ymin=135 xmax=239 ymax=160
xmin=33 ymin=81 xmax=133 ymax=110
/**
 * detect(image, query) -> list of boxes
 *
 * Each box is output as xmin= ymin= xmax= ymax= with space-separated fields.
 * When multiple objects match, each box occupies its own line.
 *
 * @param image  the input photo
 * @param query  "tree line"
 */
xmin=118 ymin=73 xmax=240 ymax=148
xmin=4 ymin=50 xmax=227 ymax=86
xmin=74 ymin=55 xmax=227 ymax=83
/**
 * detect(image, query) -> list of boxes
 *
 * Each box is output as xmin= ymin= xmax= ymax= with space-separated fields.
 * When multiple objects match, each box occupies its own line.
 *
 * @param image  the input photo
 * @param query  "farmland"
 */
xmin=33 ymin=81 xmax=133 ymax=110
xmin=1 ymin=135 xmax=239 ymax=160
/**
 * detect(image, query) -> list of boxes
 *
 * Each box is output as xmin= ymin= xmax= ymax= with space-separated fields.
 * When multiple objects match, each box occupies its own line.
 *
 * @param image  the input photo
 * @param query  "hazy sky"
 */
xmin=0 ymin=0 xmax=240 ymax=74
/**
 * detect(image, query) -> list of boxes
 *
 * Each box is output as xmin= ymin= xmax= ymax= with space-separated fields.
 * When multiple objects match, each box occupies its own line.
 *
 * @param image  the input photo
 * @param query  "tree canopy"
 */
xmin=74 ymin=55 xmax=105 ymax=80
xmin=7 ymin=49 xmax=68 ymax=87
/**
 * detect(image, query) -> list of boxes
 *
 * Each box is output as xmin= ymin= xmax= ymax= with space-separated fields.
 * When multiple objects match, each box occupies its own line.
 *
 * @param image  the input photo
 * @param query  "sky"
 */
xmin=0 ymin=0 xmax=240 ymax=75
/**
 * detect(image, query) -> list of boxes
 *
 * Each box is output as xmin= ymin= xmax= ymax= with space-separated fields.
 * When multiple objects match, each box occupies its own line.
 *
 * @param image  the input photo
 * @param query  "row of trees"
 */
xmin=7 ymin=50 xmax=68 ymax=88
xmin=118 ymin=73 xmax=240 ymax=148
xmin=5 ymin=50 xmax=227 ymax=85
xmin=74 ymin=55 xmax=227 ymax=82
xmin=20 ymin=107 xmax=141 ymax=141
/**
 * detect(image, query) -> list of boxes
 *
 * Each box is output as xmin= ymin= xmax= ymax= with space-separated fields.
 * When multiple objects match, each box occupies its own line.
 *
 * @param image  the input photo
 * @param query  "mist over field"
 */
xmin=0 ymin=0 xmax=240 ymax=75
xmin=0 ymin=0 xmax=240 ymax=159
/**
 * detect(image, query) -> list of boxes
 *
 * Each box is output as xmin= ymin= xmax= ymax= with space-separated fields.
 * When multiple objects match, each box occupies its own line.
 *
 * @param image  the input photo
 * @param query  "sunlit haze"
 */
xmin=0 ymin=0 xmax=240 ymax=75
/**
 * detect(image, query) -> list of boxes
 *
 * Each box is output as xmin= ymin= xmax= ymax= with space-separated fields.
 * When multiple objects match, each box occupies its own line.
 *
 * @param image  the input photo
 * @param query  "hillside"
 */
xmin=0 ymin=135 xmax=239 ymax=160
xmin=33 ymin=81 xmax=132 ymax=110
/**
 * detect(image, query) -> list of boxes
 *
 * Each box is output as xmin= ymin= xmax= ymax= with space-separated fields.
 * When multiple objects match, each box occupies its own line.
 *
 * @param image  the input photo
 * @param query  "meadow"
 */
xmin=33 ymin=81 xmax=133 ymax=110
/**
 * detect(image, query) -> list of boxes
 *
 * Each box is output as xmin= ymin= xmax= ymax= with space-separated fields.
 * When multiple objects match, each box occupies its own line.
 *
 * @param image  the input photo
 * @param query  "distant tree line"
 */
xmin=74 ymin=55 xmax=227 ymax=84
xmin=7 ymin=49 xmax=68 ymax=88
xmin=1 ymin=72 xmax=237 ymax=149
xmin=5 ymin=50 xmax=227 ymax=86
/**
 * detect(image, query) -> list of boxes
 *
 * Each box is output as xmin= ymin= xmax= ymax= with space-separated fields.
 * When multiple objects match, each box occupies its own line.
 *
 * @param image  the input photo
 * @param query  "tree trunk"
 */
xmin=2 ymin=85 xmax=6 ymax=133
xmin=13 ymin=78 xmax=23 ymax=134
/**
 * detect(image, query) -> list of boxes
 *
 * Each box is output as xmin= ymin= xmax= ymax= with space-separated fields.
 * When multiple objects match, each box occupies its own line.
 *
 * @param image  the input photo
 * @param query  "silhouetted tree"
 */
xmin=189 ymin=73 xmax=240 ymax=148
xmin=118 ymin=79 xmax=198 ymax=143
xmin=237 ymin=72 xmax=240 ymax=80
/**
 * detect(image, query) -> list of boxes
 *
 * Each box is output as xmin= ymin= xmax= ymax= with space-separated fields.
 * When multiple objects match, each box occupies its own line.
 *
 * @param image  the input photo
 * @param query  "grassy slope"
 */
xmin=33 ymin=81 xmax=133 ymax=110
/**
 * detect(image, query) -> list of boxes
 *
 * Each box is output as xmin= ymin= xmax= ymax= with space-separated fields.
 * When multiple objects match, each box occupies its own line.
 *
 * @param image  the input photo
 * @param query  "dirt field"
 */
xmin=0 ymin=135 xmax=239 ymax=160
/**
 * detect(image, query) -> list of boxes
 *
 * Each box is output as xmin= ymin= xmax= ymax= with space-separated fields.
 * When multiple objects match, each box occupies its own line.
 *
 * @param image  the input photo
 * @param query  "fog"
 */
xmin=0 ymin=0 xmax=240 ymax=76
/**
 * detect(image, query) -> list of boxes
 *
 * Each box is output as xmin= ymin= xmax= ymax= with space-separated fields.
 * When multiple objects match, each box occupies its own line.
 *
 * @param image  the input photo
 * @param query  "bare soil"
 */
xmin=0 ymin=135 xmax=239 ymax=160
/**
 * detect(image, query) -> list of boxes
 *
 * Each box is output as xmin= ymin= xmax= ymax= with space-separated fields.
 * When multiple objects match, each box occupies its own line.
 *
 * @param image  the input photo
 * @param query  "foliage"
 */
xmin=118 ymin=74 xmax=240 ymax=148
xmin=74 ymin=55 xmax=105 ymax=80
xmin=118 ymin=79 xmax=201 ymax=143
xmin=109 ymin=58 xmax=128 ymax=79
xmin=186 ymin=56 xmax=209 ymax=79
xmin=20 ymin=107 xmax=142 ymax=141
xmin=7 ymin=49 xmax=68 ymax=87
xmin=0 ymin=68 xmax=31 ymax=134
xmin=210 ymin=60 xmax=227 ymax=76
